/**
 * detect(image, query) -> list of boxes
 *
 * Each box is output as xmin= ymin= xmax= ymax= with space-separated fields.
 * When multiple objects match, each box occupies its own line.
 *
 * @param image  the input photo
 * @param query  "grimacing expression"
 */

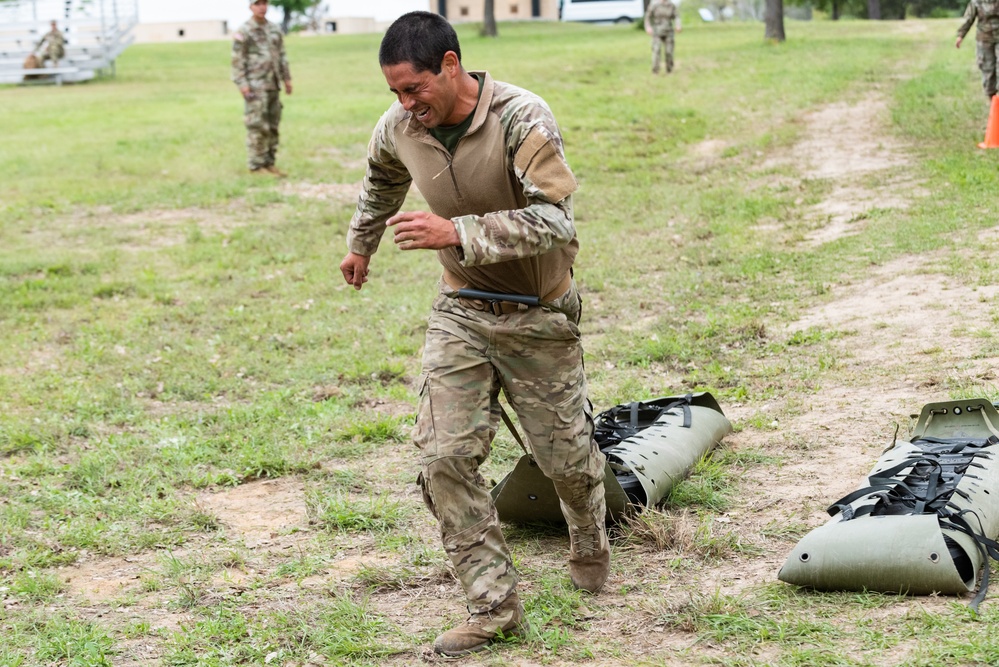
xmin=382 ymin=58 xmax=462 ymax=129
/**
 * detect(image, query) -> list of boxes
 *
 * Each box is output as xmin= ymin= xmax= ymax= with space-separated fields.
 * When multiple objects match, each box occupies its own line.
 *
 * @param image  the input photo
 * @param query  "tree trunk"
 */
xmin=481 ymin=0 xmax=498 ymax=36
xmin=282 ymin=7 xmax=292 ymax=33
xmin=867 ymin=0 xmax=881 ymax=19
xmin=764 ymin=0 xmax=785 ymax=41
xmin=832 ymin=0 xmax=840 ymax=19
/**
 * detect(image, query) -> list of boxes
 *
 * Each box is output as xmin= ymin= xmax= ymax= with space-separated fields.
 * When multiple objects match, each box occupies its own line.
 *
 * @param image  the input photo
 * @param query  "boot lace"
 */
xmin=571 ymin=525 xmax=599 ymax=558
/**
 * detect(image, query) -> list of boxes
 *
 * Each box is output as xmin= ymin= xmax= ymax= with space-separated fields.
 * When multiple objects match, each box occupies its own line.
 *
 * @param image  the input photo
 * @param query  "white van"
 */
xmin=559 ymin=0 xmax=646 ymax=23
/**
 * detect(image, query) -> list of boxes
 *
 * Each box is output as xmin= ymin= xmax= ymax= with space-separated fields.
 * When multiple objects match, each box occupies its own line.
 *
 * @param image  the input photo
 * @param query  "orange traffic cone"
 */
xmin=979 ymin=95 xmax=999 ymax=149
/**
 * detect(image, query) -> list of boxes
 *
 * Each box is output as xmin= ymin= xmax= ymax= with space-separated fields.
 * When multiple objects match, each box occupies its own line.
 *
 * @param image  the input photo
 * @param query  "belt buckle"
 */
xmin=489 ymin=300 xmax=503 ymax=317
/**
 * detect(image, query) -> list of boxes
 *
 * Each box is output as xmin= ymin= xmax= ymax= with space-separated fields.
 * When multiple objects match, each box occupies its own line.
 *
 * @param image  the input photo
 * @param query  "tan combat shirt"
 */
xmin=347 ymin=71 xmax=579 ymax=299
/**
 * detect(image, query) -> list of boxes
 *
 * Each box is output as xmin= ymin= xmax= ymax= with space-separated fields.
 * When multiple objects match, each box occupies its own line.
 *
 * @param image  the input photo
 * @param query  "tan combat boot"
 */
xmin=264 ymin=165 xmax=287 ymax=178
xmin=569 ymin=522 xmax=610 ymax=593
xmin=433 ymin=591 xmax=528 ymax=657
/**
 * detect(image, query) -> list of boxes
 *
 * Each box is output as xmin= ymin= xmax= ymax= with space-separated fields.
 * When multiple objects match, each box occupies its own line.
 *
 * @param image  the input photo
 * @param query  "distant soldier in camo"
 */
xmin=231 ymin=0 xmax=292 ymax=176
xmin=956 ymin=0 xmax=999 ymax=99
xmin=36 ymin=20 xmax=65 ymax=68
xmin=340 ymin=11 xmax=610 ymax=658
xmin=644 ymin=0 xmax=681 ymax=75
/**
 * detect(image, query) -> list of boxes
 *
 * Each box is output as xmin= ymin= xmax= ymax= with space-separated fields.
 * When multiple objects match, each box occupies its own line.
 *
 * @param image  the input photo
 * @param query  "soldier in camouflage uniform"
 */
xmin=339 ymin=11 xmax=610 ymax=658
xmin=957 ymin=0 xmax=999 ymax=99
xmin=36 ymin=21 xmax=65 ymax=67
xmin=231 ymin=0 xmax=292 ymax=176
xmin=644 ymin=0 xmax=681 ymax=74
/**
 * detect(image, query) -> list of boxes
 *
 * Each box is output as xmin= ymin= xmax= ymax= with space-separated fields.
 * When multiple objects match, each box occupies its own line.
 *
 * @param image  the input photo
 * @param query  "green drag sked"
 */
xmin=779 ymin=398 xmax=999 ymax=609
xmin=491 ymin=392 xmax=733 ymax=523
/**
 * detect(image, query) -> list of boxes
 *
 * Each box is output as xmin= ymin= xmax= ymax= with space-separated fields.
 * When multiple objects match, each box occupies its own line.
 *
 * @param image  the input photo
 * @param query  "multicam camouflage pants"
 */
xmin=977 ymin=41 xmax=999 ymax=98
xmin=414 ymin=280 xmax=607 ymax=614
xmin=43 ymin=42 xmax=64 ymax=67
xmin=651 ymin=32 xmax=675 ymax=73
xmin=244 ymin=89 xmax=282 ymax=169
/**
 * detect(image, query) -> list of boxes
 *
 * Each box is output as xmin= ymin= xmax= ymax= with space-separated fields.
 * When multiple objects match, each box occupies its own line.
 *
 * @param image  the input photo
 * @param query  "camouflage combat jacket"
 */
xmin=231 ymin=18 xmax=290 ymax=91
xmin=958 ymin=0 xmax=999 ymax=42
xmin=347 ymin=71 xmax=579 ymax=298
xmin=37 ymin=28 xmax=65 ymax=57
xmin=645 ymin=0 xmax=678 ymax=36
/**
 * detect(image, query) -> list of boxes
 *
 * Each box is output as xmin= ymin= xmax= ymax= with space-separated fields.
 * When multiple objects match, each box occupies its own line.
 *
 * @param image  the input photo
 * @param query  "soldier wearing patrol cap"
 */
xmin=339 ymin=10 xmax=610 ymax=658
xmin=231 ymin=0 xmax=292 ymax=176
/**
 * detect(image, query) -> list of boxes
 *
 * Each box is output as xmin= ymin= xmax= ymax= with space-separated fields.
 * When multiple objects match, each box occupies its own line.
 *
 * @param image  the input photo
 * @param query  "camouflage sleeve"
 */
xmin=278 ymin=32 xmax=291 ymax=82
xmin=452 ymin=103 xmax=578 ymax=267
xmin=958 ymin=0 xmax=977 ymax=38
xmin=346 ymin=108 xmax=413 ymax=256
xmin=231 ymin=32 xmax=248 ymax=88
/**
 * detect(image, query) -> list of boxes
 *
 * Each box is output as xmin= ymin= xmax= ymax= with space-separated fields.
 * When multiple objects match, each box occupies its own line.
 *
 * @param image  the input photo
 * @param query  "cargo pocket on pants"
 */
xmin=413 ymin=373 xmax=438 ymax=460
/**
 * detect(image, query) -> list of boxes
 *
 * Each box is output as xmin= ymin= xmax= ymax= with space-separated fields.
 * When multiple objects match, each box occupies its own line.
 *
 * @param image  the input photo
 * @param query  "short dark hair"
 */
xmin=379 ymin=11 xmax=461 ymax=75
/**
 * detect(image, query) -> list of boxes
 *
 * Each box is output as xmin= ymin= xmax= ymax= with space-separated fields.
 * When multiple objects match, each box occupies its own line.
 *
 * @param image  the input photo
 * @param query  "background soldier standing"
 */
xmin=36 ymin=20 xmax=65 ymax=67
xmin=231 ymin=0 xmax=292 ymax=176
xmin=956 ymin=0 xmax=999 ymax=99
xmin=645 ymin=0 xmax=681 ymax=74
xmin=339 ymin=11 xmax=610 ymax=658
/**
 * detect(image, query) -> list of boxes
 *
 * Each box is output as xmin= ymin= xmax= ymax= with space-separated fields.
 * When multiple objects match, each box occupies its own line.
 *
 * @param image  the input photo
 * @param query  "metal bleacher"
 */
xmin=0 ymin=0 xmax=138 ymax=85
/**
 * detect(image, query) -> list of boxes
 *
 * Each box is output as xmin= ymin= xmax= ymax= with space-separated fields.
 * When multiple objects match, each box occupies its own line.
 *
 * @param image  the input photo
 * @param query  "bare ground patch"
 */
xmin=279 ymin=180 xmax=362 ymax=204
xmin=15 ymin=204 xmax=254 ymax=252
xmin=758 ymin=92 xmax=927 ymax=247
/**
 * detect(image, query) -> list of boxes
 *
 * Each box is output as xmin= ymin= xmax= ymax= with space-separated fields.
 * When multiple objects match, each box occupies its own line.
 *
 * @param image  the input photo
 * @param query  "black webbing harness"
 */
xmin=594 ymin=393 xmax=695 ymax=449
xmin=827 ymin=434 xmax=999 ymax=611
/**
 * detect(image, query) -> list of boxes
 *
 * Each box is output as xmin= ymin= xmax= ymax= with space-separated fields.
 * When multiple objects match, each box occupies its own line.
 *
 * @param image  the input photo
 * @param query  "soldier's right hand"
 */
xmin=240 ymin=86 xmax=253 ymax=100
xmin=340 ymin=252 xmax=371 ymax=291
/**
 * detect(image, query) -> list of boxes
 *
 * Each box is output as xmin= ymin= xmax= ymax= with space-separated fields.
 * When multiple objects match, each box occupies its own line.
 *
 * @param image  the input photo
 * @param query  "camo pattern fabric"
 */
xmin=651 ymin=31 xmax=676 ymax=74
xmin=645 ymin=0 xmax=678 ymax=36
xmin=347 ymin=73 xmax=578 ymax=299
xmin=978 ymin=41 xmax=999 ymax=97
xmin=38 ymin=28 xmax=64 ymax=64
xmin=231 ymin=18 xmax=290 ymax=91
xmin=958 ymin=0 xmax=999 ymax=42
xmin=413 ymin=280 xmax=607 ymax=614
xmin=244 ymin=90 xmax=283 ymax=170
xmin=231 ymin=18 xmax=289 ymax=169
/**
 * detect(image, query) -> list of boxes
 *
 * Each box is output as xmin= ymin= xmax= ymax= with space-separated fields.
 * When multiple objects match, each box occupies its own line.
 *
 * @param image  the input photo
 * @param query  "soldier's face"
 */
xmin=250 ymin=1 xmax=268 ymax=19
xmin=382 ymin=57 xmax=461 ymax=129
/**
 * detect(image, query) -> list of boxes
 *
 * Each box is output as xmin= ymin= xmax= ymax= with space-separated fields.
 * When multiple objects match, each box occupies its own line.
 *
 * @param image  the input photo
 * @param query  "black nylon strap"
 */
xmin=827 ymin=436 xmax=999 ymax=609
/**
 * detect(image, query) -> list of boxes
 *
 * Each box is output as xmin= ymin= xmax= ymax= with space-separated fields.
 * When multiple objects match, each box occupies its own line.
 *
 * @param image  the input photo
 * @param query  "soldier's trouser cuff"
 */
xmin=442 ymin=511 xmax=519 ymax=614
xmin=418 ymin=454 xmax=518 ymax=614
xmin=555 ymin=477 xmax=608 ymax=529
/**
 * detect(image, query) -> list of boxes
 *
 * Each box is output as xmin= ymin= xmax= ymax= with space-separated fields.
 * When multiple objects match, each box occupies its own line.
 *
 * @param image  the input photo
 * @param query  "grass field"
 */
xmin=3 ymin=15 xmax=999 ymax=667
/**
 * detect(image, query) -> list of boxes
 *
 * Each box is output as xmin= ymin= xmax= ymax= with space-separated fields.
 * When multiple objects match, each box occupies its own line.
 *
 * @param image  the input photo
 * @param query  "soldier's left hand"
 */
xmin=285 ymin=81 xmax=293 ymax=94
xmin=388 ymin=211 xmax=460 ymax=250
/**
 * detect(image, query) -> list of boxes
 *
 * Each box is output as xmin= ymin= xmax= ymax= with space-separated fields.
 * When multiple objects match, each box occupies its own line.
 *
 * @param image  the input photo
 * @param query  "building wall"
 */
xmin=315 ymin=16 xmax=381 ymax=34
xmin=134 ymin=20 xmax=228 ymax=42
xmin=434 ymin=0 xmax=559 ymax=22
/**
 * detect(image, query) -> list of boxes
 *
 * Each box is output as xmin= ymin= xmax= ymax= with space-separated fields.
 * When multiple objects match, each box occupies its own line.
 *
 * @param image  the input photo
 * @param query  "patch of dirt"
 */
xmin=759 ymin=93 xmax=927 ymax=247
xmin=17 ymin=205 xmax=252 ymax=252
xmin=61 ymin=554 xmax=157 ymax=603
xmin=198 ymin=477 xmax=309 ymax=547
xmin=280 ymin=181 xmax=362 ymax=204
xmin=788 ymin=266 xmax=999 ymax=376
